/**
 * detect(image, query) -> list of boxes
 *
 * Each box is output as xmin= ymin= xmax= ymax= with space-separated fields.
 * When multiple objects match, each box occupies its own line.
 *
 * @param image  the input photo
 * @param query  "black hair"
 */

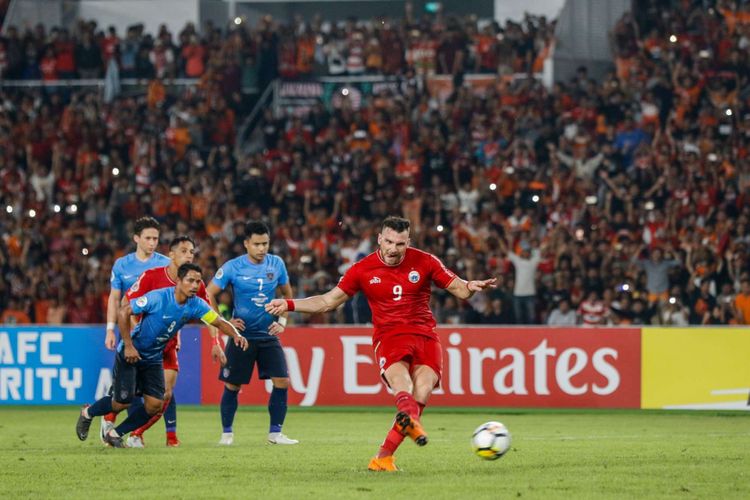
xmin=382 ymin=216 xmax=410 ymax=234
xmin=245 ymin=220 xmax=270 ymax=238
xmin=177 ymin=263 xmax=202 ymax=280
xmin=133 ymin=216 xmax=160 ymax=236
xmin=169 ymin=235 xmax=196 ymax=250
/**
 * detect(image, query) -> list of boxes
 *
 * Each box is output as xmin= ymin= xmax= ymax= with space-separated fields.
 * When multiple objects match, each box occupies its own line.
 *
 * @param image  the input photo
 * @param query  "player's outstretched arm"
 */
xmin=446 ymin=277 xmax=498 ymax=300
xmin=209 ymin=316 xmax=249 ymax=351
xmin=265 ymin=286 xmax=350 ymax=315
xmin=117 ymin=303 xmax=141 ymax=364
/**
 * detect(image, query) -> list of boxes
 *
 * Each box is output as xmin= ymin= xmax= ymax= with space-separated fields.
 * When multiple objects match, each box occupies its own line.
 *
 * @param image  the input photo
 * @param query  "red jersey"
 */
xmin=337 ymin=248 xmax=457 ymax=343
xmin=126 ymin=266 xmax=209 ymax=303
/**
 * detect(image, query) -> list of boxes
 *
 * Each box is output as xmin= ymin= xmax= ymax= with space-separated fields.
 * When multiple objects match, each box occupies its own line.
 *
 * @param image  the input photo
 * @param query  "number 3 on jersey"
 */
xmin=393 ymin=285 xmax=402 ymax=301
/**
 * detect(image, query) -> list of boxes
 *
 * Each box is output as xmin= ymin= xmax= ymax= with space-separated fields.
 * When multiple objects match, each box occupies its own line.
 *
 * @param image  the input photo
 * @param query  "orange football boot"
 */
xmin=395 ymin=412 xmax=428 ymax=446
xmin=368 ymin=455 xmax=400 ymax=472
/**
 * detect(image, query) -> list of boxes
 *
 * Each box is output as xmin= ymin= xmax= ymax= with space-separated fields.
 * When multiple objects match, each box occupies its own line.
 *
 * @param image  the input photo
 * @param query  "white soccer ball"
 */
xmin=471 ymin=421 xmax=511 ymax=460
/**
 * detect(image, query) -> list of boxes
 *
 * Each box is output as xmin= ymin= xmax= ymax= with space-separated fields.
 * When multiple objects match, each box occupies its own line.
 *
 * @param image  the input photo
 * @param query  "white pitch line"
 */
xmin=519 ymin=432 xmax=750 ymax=441
xmin=711 ymin=388 xmax=750 ymax=395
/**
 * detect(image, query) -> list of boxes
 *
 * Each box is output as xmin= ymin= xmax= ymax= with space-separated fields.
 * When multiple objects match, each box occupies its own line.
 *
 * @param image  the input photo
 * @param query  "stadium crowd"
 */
xmin=2 ymin=0 xmax=750 ymax=327
xmin=0 ymin=4 xmax=548 ymax=82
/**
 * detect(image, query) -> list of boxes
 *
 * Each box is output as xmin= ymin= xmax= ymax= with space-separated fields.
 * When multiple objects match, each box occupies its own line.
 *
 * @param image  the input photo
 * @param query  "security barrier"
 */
xmin=1 ymin=326 xmax=747 ymax=409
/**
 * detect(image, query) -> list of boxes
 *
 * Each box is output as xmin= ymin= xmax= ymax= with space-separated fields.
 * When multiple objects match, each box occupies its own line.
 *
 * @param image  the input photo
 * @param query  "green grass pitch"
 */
xmin=1 ymin=406 xmax=748 ymax=499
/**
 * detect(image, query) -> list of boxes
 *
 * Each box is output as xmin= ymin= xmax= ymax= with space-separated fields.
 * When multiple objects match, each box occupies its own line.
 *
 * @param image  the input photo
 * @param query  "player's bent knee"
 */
xmin=144 ymin=401 xmax=164 ymax=415
xmin=225 ymin=383 xmax=241 ymax=391
xmin=272 ymin=377 xmax=290 ymax=389
xmin=111 ymin=401 xmax=129 ymax=412
xmin=164 ymin=389 xmax=173 ymax=401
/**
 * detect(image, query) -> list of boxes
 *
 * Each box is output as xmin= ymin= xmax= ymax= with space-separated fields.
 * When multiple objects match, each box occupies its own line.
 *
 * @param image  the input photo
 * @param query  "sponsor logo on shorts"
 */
xmin=408 ymin=271 xmax=420 ymax=283
xmin=222 ymin=368 xmax=230 ymax=378
xmin=369 ymin=276 xmax=381 ymax=285
xmin=120 ymin=390 xmax=129 ymax=401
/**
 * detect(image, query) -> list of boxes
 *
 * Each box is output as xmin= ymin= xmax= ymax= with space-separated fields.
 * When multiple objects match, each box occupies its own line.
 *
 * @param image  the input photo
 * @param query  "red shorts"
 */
xmin=373 ymin=333 xmax=442 ymax=386
xmin=162 ymin=337 xmax=179 ymax=371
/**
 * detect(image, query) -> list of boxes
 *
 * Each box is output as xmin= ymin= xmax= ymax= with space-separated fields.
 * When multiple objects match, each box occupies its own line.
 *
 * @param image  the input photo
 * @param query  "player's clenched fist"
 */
xmin=265 ymin=299 xmax=288 ymax=316
xmin=123 ymin=344 xmax=141 ymax=364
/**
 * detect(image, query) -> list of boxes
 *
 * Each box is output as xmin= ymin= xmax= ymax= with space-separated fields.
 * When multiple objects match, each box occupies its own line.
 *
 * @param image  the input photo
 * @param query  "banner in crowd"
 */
xmin=641 ymin=328 xmax=750 ymax=410
xmin=275 ymin=77 xmax=400 ymax=115
xmin=0 ymin=326 xmax=203 ymax=405
xmin=275 ymin=73 xmax=541 ymax=115
xmin=199 ymin=327 xmax=642 ymax=409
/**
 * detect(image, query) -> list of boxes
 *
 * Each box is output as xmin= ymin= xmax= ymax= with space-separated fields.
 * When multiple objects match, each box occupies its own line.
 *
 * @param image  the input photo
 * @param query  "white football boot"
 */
xmin=268 ymin=432 xmax=299 ymax=445
xmin=218 ymin=432 xmax=234 ymax=445
xmin=126 ymin=435 xmax=145 ymax=448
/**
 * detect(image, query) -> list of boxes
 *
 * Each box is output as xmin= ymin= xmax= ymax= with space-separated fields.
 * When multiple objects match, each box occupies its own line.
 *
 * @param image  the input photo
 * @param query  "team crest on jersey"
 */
xmin=369 ymin=276 xmax=381 ymax=285
xmin=266 ymin=272 xmax=274 ymax=280
xmin=215 ymin=268 xmax=224 ymax=279
xmin=135 ymin=296 xmax=148 ymax=308
xmin=408 ymin=271 xmax=421 ymax=283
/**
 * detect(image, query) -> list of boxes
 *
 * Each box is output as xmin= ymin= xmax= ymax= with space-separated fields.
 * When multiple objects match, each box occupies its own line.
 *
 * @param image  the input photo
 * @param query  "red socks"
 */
xmin=378 ymin=427 xmax=405 ymax=458
xmin=103 ymin=412 xmax=117 ymax=423
xmin=394 ymin=391 xmax=420 ymax=418
xmin=377 ymin=392 xmax=426 ymax=458
xmin=132 ymin=398 xmax=169 ymax=436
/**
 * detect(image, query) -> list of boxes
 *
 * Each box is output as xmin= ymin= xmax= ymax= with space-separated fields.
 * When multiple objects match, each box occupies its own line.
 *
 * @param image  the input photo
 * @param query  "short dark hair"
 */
xmin=133 ymin=216 xmax=160 ymax=236
xmin=245 ymin=220 xmax=270 ymax=238
xmin=177 ymin=263 xmax=202 ymax=279
xmin=382 ymin=216 xmax=410 ymax=234
xmin=169 ymin=235 xmax=196 ymax=250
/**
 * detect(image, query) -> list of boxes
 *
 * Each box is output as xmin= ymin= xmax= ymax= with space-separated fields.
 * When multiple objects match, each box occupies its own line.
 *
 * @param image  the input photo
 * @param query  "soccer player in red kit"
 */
xmin=265 ymin=216 xmax=496 ymax=471
xmin=109 ymin=236 xmax=226 ymax=447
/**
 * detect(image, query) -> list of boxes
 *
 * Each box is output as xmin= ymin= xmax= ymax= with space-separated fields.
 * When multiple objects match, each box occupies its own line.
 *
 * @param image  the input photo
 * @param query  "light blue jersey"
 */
xmin=111 ymin=252 xmax=170 ymax=293
xmin=211 ymin=254 xmax=289 ymax=339
xmin=117 ymin=287 xmax=217 ymax=363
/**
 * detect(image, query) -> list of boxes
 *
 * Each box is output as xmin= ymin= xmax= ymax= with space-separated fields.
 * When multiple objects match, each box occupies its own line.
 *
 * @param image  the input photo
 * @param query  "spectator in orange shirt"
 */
xmin=147 ymin=78 xmax=166 ymax=108
xmin=1 ymin=298 xmax=31 ymax=325
xmin=182 ymin=35 xmax=206 ymax=77
xmin=34 ymin=291 xmax=51 ymax=323
xmin=732 ymin=279 xmax=750 ymax=324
